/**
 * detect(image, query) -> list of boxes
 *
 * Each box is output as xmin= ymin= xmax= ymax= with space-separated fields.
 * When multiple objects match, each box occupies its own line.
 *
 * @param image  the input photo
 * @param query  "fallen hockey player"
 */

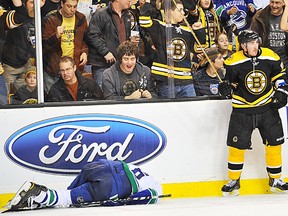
xmin=5 ymin=159 xmax=163 ymax=211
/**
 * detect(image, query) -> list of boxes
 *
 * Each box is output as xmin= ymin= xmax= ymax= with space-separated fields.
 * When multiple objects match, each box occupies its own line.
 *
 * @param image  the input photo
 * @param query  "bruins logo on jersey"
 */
xmin=23 ymin=98 xmax=38 ymax=104
xmin=171 ymin=38 xmax=187 ymax=62
xmin=245 ymin=70 xmax=267 ymax=95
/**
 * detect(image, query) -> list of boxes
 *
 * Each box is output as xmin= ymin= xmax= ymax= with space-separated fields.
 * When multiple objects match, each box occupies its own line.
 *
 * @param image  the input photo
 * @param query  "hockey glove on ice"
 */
xmin=272 ymin=85 xmax=288 ymax=110
xmin=218 ymin=80 xmax=232 ymax=99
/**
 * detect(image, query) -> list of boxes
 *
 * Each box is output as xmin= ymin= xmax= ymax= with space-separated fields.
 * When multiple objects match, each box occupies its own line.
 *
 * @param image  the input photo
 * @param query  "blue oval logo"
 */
xmin=5 ymin=114 xmax=166 ymax=175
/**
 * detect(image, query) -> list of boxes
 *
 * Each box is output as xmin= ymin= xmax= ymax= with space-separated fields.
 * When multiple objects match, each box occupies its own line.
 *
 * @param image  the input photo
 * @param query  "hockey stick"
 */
xmin=72 ymin=194 xmax=172 ymax=208
xmin=170 ymin=0 xmax=223 ymax=82
xmin=1 ymin=194 xmax=172 ymax=213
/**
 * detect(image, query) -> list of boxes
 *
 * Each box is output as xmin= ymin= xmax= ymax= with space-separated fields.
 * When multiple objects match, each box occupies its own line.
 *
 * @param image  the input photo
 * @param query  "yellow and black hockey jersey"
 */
xmin=0 ymin=5 xmax=28 ymax=65
xmin=139 ymin=3 xmax=205 ymax=85
xmin=224 ymin=47 xmax=286 ymax=114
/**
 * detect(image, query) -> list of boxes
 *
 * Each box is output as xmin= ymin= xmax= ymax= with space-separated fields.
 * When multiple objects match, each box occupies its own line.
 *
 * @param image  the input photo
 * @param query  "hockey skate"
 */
xmin=221 ymin=179 xmax=240 ymax=196
xmin=5 ymin=181 xmax=47 ymax=212
xmin=269 ymin=177 xmax=288 ymax=193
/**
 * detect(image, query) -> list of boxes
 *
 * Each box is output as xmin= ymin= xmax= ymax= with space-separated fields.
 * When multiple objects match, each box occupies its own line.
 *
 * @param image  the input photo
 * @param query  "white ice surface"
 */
xmin=3 ymin=194 xmax=288 ymax=216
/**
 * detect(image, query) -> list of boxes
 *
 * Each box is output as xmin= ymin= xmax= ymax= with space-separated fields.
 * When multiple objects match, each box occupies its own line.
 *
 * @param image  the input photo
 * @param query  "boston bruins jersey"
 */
xmin=139 ymin=3 xmax=205 ymax=85
xmin=224 ymin=47 xmax=286 ymax=114
xmin=0 ymin=5 xmax=28 ymax=64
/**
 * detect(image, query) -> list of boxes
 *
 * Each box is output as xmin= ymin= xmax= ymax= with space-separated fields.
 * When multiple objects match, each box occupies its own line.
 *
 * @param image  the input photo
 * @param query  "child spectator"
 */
xmin=215 ymin=32 xmax=234 ymax=59
xmin=193 ymin=47 xmax=225 ymax=96
xmin=11 ymin=66 xmax=37 ymax=104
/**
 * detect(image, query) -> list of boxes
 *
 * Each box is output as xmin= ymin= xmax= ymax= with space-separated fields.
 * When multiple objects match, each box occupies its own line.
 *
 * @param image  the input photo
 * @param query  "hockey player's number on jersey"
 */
xmin=131 ymin=168 xmax=149 ymax=180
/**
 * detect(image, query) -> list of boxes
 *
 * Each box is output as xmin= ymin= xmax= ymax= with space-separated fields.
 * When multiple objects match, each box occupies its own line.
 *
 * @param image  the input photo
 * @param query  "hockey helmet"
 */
xmin=238 ymin=30 xmax=261 ymax=44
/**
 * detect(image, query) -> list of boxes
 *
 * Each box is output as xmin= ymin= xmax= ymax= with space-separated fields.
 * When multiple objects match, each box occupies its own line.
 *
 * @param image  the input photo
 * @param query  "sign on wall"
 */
xmin=5 ymin=114 xmax=166 ymax=175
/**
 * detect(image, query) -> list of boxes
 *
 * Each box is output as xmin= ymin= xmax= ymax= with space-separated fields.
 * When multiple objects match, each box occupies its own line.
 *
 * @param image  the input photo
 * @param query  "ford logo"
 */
xmin=4 ymin=114 xmax=167 ymax=175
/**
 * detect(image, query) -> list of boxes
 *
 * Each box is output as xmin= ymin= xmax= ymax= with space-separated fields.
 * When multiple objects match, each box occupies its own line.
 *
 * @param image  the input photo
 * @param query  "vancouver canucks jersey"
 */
xmin=224 ymin=47 xmax=286 ymax=114
xmin=139 ymin=3 xmax=205 ymax=85
xmin=105 ymin=162 xmax=162 ymax=206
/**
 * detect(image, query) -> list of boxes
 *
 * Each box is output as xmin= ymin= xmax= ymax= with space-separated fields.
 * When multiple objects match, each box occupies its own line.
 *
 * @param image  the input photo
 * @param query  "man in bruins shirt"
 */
xmin=219 ymin=30 xmax=288 ymax=196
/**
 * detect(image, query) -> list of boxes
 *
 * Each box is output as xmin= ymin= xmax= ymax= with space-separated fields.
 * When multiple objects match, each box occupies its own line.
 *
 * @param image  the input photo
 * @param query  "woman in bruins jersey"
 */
xmin=219 ymin=30 xmax=288 ymax=196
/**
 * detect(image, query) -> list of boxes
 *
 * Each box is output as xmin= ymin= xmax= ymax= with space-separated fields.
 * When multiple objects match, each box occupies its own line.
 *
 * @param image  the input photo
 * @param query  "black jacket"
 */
xmin=0 ymin=5 xmax=28 ymax=63
xmin=2 ymin=17 xmax=35 ymax=68
xmin=46 ymin=72 xmax=103 ymax=102
xmin=86 ymin=2 xmax=131 ymax=68
xmin=11 ymin=85 xmax=37 ymax=104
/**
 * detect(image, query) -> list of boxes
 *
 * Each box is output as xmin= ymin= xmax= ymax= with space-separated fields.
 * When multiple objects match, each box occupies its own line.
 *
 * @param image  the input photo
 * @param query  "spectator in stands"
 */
xmin=193 ymin=47 xmax=225 ymax=96
xmin=251 ymin=0 xmax=288 ymax=71
xmin=214 ymin=0 xmax=257 ymax=33
xmin=139 ymin=0 xmax=205 ymax=98
xmin=42 ymin=0 xmax=88 ymax=93
xmin=41 ymin=0 xmax=61 ymax=18
xmin=2 ymin=0 xmax=45 ymax=91
xmin=102 ymin=41 xmax=157 ymax=100
xmin=215 ymin=32 xmax=234 ymax=60
xmin=86 ymin=0 xmax=131 ymax=88
xmin=280 ymin=0 xmax=288 ymax=31
xmin=0 ymin=0 xmax=29 ymax=105
xmin=128 ymin=0 xmax=156 ymax=68
xmin=11 ymin=66 xmax=37 ymax=104
xmin=92 ymin=0 xmax=110 ymax=8
xmin=46 ymin=56 xmax=102 ymax=102
xmin=183 ymin=0 xmax=221 ymax=49
xmin=182 ymin=0 xmax=222 ymax=70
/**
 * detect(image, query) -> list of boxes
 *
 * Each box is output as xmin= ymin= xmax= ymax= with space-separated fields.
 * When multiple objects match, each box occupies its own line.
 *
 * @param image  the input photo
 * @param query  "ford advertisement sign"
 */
xmin=5 ymin=114 xmax=167 ymax=175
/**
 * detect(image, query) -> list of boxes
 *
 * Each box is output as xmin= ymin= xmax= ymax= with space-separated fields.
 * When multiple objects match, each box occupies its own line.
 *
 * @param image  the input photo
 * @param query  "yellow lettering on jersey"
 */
xmin=61 ymin=15 xmax=76 ymax=58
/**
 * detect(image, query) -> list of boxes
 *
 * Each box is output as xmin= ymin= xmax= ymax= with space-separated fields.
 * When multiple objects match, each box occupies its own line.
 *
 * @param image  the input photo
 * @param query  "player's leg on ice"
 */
xmin=222 ymin=111 xmax=254 ymax=196
xmin=265 ymin=145 xmax=288 ymax=193
xmin=260 ymin=110 xmax=288 ymax=193
xmin=8 ymin=181 xmax=111 ymax=210
xmin=7 ymin=181 xmax=72 ymax=210
xmin=221 ymin=147 xmax=245 ymax=196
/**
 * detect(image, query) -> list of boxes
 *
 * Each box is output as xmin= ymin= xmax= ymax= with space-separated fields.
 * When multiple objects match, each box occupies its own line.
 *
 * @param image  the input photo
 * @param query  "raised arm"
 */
xmin=12 ymin=0 xmax=23 ymax=7
xmin=280 ymin=0 xmax=288 ymax=31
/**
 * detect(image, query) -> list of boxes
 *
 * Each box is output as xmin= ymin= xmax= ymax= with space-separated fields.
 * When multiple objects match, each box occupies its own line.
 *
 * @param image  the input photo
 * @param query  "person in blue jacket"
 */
xmin=214 ymin=0 xmax=257 ymax=32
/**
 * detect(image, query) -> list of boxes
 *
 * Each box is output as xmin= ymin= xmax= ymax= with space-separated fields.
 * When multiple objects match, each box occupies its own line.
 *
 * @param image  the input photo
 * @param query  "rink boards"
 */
xmin=1 ymin=99 xmax=288 ymax=207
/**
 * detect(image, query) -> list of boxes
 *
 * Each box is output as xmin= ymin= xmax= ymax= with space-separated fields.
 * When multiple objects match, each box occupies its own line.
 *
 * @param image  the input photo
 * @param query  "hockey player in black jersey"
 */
xmin=219 ymin=30 xmax=288 ymax=196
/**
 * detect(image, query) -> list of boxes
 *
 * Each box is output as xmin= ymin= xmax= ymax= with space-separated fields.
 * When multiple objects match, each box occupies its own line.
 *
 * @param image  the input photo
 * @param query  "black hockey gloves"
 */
xmin=272 ymin=85 xmax=288 ymax=110
xmin=218 ymin=81 xmax=232 ymax=99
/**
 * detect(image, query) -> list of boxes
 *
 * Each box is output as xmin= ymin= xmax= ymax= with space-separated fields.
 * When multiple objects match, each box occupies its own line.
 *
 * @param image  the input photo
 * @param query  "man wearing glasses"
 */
xmin=42 ymin=0 xmax=88 ymax=93
xmin=46 ymin=56 xmax=102 ymax=102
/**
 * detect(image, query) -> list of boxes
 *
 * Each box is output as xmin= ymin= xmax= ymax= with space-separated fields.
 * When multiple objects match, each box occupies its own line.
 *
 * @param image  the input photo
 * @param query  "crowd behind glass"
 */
xmin=0 ymin=0 xmax=276 ymax=105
